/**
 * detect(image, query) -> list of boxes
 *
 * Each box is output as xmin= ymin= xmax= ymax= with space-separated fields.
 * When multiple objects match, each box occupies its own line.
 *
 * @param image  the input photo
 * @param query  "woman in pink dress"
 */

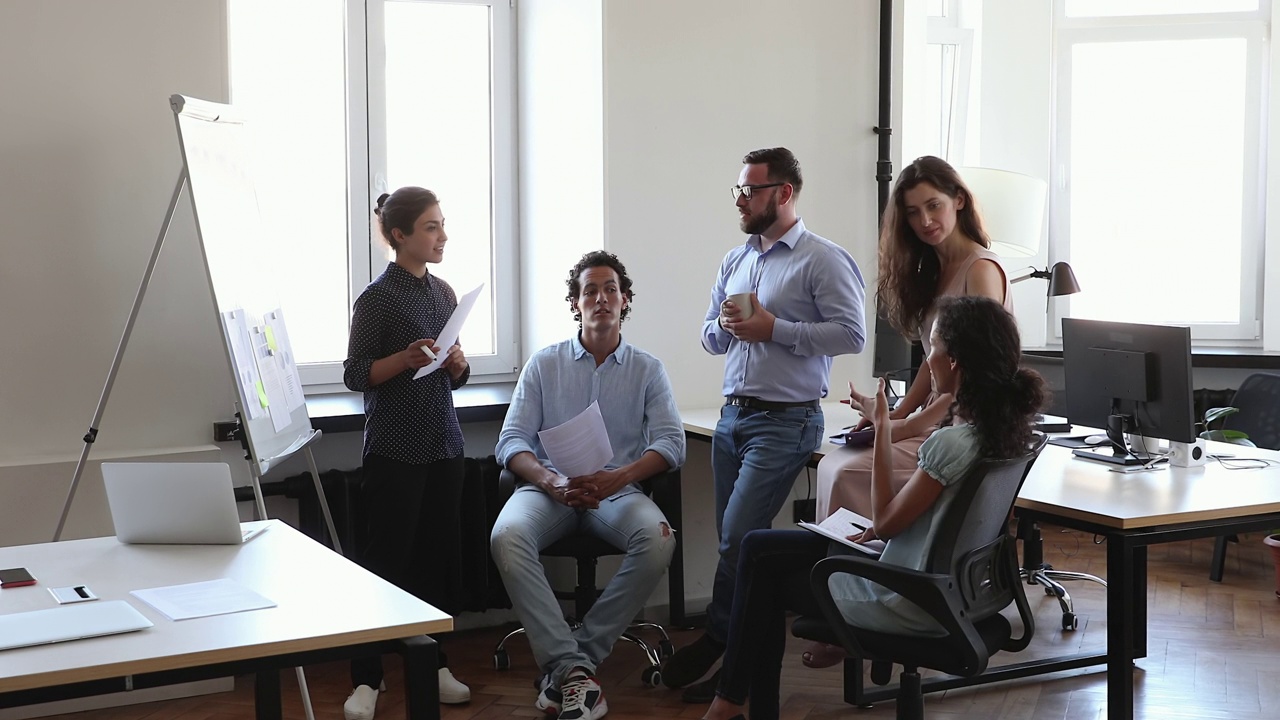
xmin=805 ymin=156 xmax=1016 ymax=668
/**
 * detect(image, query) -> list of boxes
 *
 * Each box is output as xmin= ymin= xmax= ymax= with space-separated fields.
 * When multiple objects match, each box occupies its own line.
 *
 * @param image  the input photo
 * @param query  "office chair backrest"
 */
xmin=1229 ymin=373 xmax=1280 ymax=450
xmin=924 ymin=434 xmax=1047 ymax=618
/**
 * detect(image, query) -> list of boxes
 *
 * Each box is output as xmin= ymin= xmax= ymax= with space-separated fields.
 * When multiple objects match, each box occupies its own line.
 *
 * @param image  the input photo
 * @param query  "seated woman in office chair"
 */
xmin=804 ymin=156 xmax=1014 ymax=668
xmin=698 ymin=296 xmax=1047 ymax=720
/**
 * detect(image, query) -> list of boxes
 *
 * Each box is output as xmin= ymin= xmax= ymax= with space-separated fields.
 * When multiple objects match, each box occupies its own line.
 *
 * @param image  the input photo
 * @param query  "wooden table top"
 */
xmin=0 ymin=520 xmax=451 ymax=693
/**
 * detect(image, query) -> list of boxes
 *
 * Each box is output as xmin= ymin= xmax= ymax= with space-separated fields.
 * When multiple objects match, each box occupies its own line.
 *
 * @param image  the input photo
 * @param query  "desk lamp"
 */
xmin=958 ymin=166 xmax=1081 ymax=308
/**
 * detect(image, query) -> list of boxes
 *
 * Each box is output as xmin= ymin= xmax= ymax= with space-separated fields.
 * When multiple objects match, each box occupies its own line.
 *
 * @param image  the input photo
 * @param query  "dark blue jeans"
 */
xmin=716 ymin=529 xmax=828 ymax=719
xmin=707 ymin=404 xmax=823 ymax=641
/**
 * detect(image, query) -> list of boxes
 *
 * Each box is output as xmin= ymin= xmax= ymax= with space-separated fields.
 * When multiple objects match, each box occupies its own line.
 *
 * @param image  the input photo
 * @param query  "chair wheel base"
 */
xmin=1062 ymin=612 xmax=1078 ymax=631
xmin=641 ymin=666 xmax=662 ymax=687
xmin=493 ymin=649 xmax=510 ymax=670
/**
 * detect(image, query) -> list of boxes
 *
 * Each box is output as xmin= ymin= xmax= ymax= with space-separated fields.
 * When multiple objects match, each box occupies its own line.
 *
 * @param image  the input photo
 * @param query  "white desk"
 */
xmin=0 ymin=520 xmax=452 ymax=719
xmin=680 ymin=404 xmax=1280 ymax=720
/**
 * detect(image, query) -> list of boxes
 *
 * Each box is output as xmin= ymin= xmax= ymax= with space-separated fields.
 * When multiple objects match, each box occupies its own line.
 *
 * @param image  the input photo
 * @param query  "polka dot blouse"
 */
xmin=343 ymin=262 xmax=470 ymax=464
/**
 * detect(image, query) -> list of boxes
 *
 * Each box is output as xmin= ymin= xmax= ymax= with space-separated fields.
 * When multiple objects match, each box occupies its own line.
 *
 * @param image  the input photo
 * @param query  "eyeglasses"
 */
xmin=730 ymin=183 xmax=784 ymax=200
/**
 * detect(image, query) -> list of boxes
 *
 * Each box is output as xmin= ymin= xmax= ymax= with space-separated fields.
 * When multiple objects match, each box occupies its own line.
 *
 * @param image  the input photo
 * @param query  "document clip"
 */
xmin=49 ymin=585 xmax=99 ymax=604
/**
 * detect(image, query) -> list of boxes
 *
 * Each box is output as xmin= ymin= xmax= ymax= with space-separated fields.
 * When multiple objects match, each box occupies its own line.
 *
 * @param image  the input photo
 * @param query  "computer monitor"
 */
xmin=1062 ymin=318 xmax=1196 ymax=465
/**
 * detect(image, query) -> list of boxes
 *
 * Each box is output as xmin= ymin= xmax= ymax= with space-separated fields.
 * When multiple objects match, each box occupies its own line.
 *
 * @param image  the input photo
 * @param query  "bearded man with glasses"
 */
xmin=663 ymin=146 xmax=866 ymax=702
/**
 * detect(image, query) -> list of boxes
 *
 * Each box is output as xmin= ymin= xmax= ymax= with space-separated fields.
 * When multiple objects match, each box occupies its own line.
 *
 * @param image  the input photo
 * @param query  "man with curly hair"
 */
xmin=491 ymin=250 xmax=686 ymax=720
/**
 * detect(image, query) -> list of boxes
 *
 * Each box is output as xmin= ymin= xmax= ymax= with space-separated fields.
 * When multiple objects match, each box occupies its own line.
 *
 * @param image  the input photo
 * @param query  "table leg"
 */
xmin=400 ymin=635 xmax=439 ymax=719
xmin=254 ymin=668 xmax=282 ymax=720
xmin=1106 ymin=535 xmax=1137 ymax=720
xmin=1133 ymin=545 xmax=1148 ymax=658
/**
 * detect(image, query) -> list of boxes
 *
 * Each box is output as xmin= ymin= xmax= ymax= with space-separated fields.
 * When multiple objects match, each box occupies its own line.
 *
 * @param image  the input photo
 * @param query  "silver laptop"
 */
xmin=0 ymin=600 xmax=153 ymax=651
xmin=102 ymin=462 xmax=264 ymax=545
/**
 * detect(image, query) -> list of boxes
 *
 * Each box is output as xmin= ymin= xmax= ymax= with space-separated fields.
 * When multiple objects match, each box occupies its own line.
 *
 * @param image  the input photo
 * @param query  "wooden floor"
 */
xmin=29 ymin=525 xmax=1280 ymax=720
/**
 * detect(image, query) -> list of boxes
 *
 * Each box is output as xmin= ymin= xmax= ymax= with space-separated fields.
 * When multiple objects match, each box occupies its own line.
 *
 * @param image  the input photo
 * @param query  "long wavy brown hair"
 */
xmin=877 ymin=156 xmax=991 ymax=340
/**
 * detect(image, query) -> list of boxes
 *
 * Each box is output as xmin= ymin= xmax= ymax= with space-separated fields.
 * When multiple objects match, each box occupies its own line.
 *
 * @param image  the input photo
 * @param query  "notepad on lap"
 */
xmin=799 ymin=507 xmax=887 ymax=557
xmin=0 ymin=600 xmax=152 ymax=652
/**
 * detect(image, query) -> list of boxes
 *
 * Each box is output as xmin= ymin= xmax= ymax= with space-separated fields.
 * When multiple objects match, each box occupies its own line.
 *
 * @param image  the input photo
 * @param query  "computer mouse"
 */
xmin=1085 ymin=435 xmax=1110 ymax=446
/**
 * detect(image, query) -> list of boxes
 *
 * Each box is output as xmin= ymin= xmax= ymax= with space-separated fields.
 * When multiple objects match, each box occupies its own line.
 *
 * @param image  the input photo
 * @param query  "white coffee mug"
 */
xmin=722 ymin=292 xmax=754 ymax=320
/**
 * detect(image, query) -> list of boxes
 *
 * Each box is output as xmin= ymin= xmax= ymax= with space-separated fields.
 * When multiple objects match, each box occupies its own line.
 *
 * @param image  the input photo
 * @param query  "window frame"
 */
xmin=1049 ymin=1 xmax=1268 ymax=343
xmin=300 ymin=0 xmax=520 ymax=389
xmin=925 ymin=23 xmax=975 ymax=164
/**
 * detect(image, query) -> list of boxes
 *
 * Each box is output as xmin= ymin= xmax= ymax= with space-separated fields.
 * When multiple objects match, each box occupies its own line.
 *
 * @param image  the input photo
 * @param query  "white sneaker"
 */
xmin=438 ymin=667 xmax=471 ymax=704
xmin=558 ymin=670 xmax=607 ymax=720
xmin=343 ymin=684 xmax=378 ymax=720
xmin=535 ymin=674 xmax=562 ymax=715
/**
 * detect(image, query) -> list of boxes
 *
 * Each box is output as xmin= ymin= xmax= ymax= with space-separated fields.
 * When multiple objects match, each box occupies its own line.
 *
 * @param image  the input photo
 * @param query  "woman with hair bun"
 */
xmin=342 ymin=187 xmax=472 ymax=719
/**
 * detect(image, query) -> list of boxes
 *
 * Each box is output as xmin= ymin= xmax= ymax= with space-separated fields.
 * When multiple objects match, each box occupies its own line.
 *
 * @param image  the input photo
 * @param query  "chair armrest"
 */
xmin=808 ymin=554 xmax=988 ymax=666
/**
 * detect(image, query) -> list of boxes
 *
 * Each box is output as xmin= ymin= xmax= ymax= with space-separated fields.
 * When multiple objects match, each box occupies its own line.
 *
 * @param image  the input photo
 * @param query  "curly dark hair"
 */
xmin=933 ymin=296 xmax=1048 ymax=459
xmin=565 ymin=250 xmax=634 ymax=324
xmin=877 ymin=156 xmax=991 ymax=339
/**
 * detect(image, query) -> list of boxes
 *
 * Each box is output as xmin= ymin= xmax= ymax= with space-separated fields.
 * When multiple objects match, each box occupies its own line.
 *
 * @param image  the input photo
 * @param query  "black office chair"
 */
xmin=490 ymin=468 xmax=678 ymax=687
xmin=1017 ymin=353 xmax=1107 ymax=630
xmin=790 ymin=435 xmax=1045 ymax=720
xmin=1209 ymin=372 xmax=1280 ymax=581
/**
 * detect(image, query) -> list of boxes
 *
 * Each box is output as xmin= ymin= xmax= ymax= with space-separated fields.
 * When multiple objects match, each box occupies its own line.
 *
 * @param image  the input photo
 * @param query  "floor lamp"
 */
xmin=957 ymin=166 xmax=1081 ymax=306
xmin=958 ymin=166 xmax=1096 ymax=632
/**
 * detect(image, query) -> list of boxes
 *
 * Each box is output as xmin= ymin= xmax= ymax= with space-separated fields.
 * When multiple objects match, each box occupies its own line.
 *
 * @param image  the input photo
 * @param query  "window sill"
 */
xmin=1023 ymin=346 xmax=1280 ymax=370
xmin=302 ymin=382 xmax=515 ymax=435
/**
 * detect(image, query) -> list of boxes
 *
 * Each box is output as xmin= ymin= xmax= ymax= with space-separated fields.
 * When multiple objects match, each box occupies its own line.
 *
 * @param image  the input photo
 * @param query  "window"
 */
xmin=229 ymin=0 xmax=518 ymax=387
xmin=1052 ymin=1 xmax=1267 ymax=340
xmin=921 ymin=2 xmax=974 ymax=163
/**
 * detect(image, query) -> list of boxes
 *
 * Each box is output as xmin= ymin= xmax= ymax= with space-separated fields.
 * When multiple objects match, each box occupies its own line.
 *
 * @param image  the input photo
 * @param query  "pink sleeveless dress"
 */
xmin=815 ymin=249 xmax=1013 ymax=521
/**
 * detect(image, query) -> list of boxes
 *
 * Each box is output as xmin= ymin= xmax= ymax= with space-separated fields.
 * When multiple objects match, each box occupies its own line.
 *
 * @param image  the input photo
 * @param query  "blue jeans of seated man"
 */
xmin=490 ymin=482 xmax=675 ymax=688
xmin=705 ymin=404 xmax=823 ymax=642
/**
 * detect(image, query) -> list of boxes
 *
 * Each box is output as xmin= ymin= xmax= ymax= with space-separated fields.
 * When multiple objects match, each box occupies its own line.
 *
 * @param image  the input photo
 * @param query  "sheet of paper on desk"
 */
xmin=414 ymin=283 xmax=484 ymax=379
xmin=537 ymin=400 xmax=614 ymax=479
xmin=131 ymin=578 xmax=276 ymax=621
xmin=799 ymin=507 xmax=886 ymax=557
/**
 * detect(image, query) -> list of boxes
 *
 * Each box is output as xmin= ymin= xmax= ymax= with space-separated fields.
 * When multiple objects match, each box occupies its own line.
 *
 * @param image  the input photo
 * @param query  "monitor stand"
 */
xmin=1071 ymin=447 xmax=1146 ymax=466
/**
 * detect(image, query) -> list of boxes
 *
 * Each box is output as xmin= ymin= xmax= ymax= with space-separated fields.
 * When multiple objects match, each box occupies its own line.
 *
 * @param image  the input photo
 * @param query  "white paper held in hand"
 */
xmin=536 ymin=401 xmax=615 ymax=479
xmin=414 ymin=283 xmax=484 ymax=379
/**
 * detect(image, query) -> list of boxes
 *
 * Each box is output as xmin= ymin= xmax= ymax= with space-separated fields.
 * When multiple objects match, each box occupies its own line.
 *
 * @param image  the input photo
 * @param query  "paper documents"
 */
xmin=414 ymin=283 xmax=484 ymax=379
xmin=799 ymin=507 xmax=887 ymax=557
xmin=537 ymin=401 xmax=614 ymax=479
xmin=130 ymin=578 xmax=276 ymax=621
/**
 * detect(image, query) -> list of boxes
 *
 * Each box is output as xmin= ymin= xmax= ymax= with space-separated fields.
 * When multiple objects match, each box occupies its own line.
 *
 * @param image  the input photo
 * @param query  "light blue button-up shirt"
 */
xmin=497 ymin=335 xmax=686 ymax=483
xmin=701 ymin=218 xmax=866 ymax=402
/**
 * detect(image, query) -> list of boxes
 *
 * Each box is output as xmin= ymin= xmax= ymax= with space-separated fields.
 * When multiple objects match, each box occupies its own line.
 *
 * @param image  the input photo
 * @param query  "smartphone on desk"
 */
xmin=0 ymin=567 xmax=37 ymax=588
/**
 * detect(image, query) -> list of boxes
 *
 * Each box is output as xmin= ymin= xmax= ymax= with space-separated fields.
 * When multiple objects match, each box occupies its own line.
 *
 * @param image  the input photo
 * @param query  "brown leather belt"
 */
xmin=725 ymin=395 xmax=820 ymax=411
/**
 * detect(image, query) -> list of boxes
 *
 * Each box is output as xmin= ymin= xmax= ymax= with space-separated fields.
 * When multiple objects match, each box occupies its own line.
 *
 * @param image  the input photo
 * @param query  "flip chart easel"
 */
xmin=52 ymin=94 xmax=347 ymax=720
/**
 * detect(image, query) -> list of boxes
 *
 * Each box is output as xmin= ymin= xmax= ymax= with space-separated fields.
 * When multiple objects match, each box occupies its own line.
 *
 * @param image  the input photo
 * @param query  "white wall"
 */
xmin=0 ymin=0 xmax=233 ymax=540
xmin=602 ymin=0 xmax=882 ymax=606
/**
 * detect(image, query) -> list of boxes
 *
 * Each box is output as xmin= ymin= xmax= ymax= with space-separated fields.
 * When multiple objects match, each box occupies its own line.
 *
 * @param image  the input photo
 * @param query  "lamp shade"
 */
xmin=956 ymin=167 xmax=1047 ymax=258
xmin=1047 ymin=261 xmax=1081 ymax=297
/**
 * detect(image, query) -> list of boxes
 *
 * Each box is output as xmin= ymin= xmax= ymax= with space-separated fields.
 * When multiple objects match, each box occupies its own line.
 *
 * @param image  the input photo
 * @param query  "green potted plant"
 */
xmin=1198 ymin=406 xmax=1256 ymax=446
